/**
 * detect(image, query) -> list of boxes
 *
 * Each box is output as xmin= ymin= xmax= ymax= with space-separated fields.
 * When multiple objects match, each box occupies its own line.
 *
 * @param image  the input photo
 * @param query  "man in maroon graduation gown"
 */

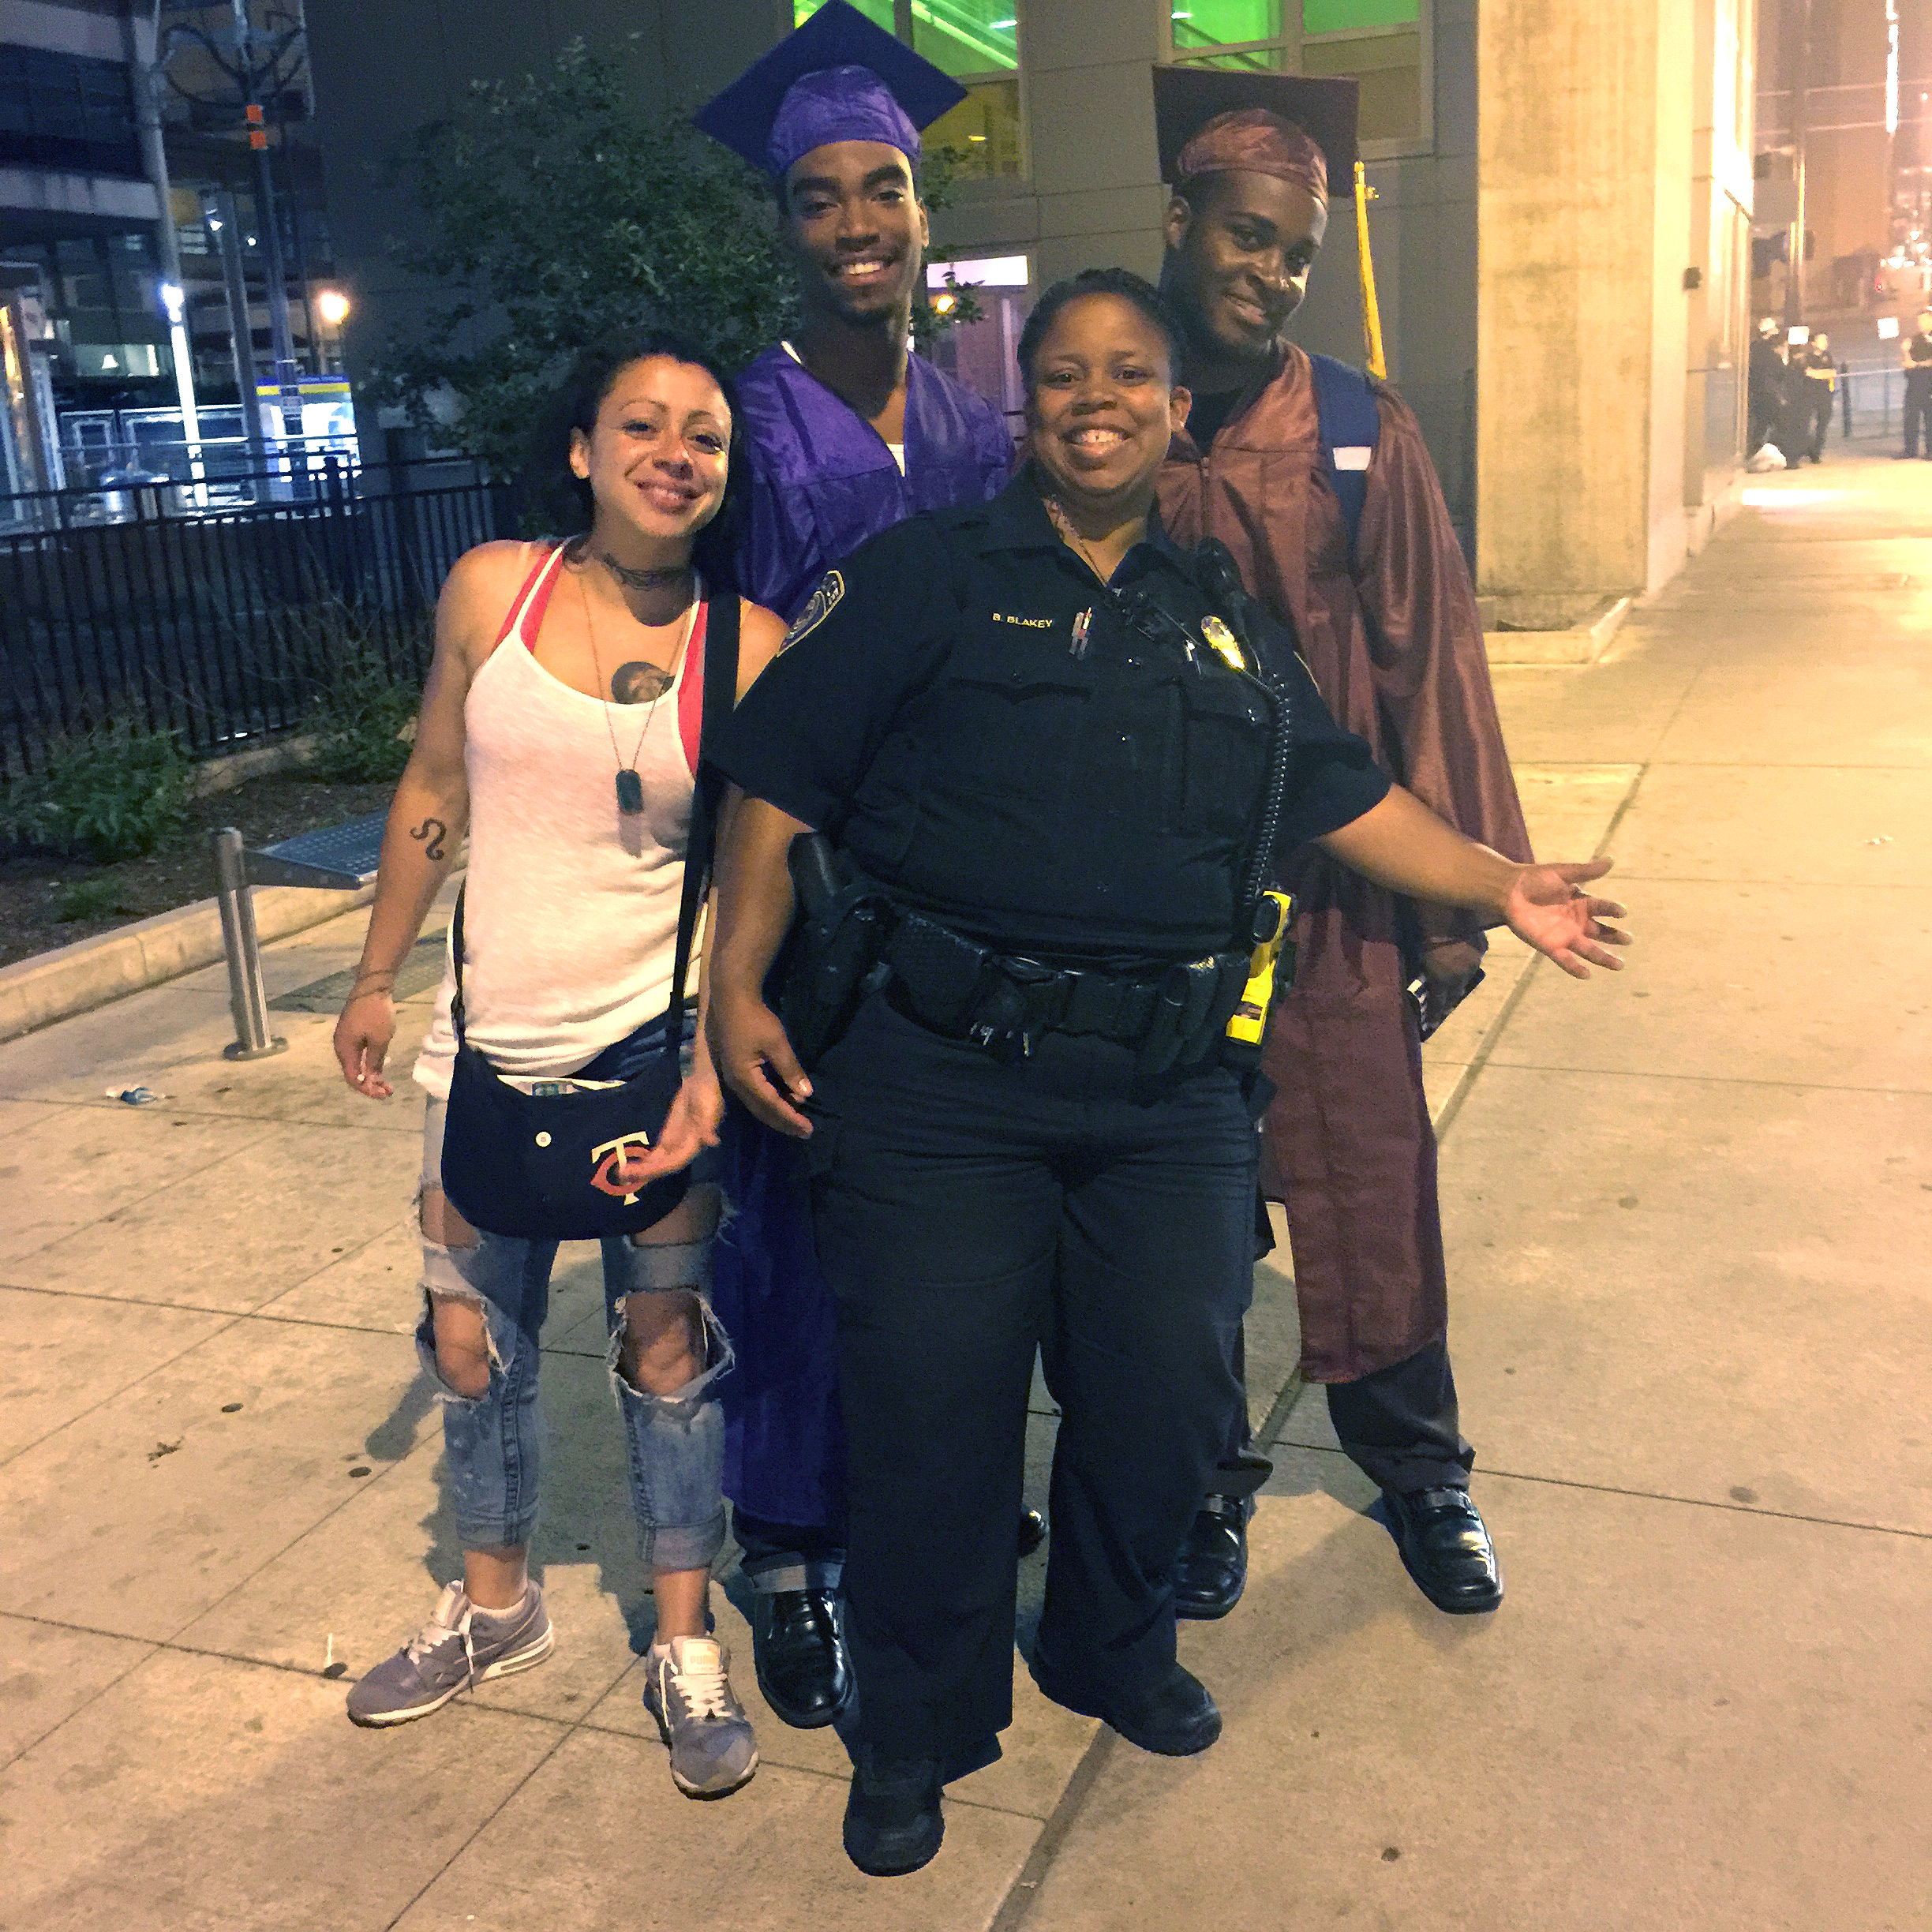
xmin=1152 ymin=69 xmax=1532 ymax=1618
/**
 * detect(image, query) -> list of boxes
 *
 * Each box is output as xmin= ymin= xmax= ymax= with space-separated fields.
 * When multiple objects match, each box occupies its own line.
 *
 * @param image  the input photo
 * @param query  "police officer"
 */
xmin=706 ymin=268 xmax=1630 ymax=1879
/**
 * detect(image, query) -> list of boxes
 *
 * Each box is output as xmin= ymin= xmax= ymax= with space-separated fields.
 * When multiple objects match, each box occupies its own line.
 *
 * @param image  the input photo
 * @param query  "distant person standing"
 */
xmin=1747 ymin=316 xmax=1787 ymax=452
xmin=1900 ymin=310 xmax=1932 ymax=459
xmin=1796 ymin=333 xmax=1837 ymax=463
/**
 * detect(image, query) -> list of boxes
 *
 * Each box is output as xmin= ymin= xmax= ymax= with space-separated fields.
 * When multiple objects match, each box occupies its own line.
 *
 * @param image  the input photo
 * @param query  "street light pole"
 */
xmin=230 ymin=1 xmax=298 ymax=381
xmin=159 ymin=282 xmax=206 ymax=503
xmin=125 ymin=5 xmax=182 ymax=288
xmin=204 ymin=190 xmax=269 ymax=474
xmin=125 ymin=2 xmax=203 ymax=489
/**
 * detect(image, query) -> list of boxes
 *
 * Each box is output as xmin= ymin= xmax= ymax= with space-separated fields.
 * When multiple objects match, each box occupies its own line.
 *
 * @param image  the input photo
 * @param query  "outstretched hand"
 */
xmin=1504 ymin=859 xmax=1632 ymax=979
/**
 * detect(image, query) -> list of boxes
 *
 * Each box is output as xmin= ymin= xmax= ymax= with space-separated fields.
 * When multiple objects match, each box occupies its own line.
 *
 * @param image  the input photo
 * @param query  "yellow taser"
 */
xmin=1226 ymin=890 xmax=1297 ymax=1048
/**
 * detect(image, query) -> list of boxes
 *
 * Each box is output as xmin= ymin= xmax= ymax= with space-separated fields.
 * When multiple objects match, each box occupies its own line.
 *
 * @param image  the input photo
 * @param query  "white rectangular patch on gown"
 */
xmin=1331 ymin=446 xmax=1373 ymax=471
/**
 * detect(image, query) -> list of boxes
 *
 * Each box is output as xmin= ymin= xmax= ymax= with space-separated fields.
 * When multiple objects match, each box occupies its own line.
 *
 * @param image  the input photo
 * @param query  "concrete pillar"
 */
xmin=1476 ymin=0 xmax=1698 ymax=625
xmin=1014 ymin=0 xmax=1167 ymax=287
xmin=1647 ymin=1 xmax=1698 ymax=589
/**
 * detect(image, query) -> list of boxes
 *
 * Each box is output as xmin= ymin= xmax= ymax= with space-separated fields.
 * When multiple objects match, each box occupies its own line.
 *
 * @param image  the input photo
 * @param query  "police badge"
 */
xmin=781 ymin=570 xmax=844 ymax=651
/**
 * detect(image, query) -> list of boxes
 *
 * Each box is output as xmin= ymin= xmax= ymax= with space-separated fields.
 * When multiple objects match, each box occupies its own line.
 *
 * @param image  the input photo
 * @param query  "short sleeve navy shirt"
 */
xmin=711 ymin=470 xmax=1389 ymax=959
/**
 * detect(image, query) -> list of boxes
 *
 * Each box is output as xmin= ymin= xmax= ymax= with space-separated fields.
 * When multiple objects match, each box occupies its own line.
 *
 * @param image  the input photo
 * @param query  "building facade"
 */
xmin=302 ymin=0 xmax=1758 ymax=612
xmin=1753 ymin=0 xmax=1930 ymax=324
xmin=1 ymin=0 xmax=338 ymax=489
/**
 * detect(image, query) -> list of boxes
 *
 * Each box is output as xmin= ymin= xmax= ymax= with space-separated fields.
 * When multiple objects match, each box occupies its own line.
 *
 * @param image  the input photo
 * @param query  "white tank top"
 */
xmin=413 ymin=543 xmax=708 ymax=1100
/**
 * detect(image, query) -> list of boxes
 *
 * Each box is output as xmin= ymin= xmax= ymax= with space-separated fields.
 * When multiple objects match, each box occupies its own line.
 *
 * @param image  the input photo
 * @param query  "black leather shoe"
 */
xmin=1017 ymin=1507 xmax=1047 ymax=1557
xmin=1382 ymin=1486 xmax=1503 ymax=1614
xmin=751 ymin=1588 xmax=852 ymax=1728
xmin=843 ymin=1752 xmax=944 ymax=1876
xmin=1174 ymin=1493 xmax=1249 ymax=1620
xmin=1031 ymin=1656 xmax=1222 ymax=1756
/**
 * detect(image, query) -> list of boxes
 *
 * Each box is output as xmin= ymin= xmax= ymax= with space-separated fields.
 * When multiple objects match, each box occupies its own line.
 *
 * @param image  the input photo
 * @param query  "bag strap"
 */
xmin=660 ymin=590 xmax=740 ymax=1058
xmin=1308 ymin=350 xmax=1380 ymax=562
xmin=450 ymin=590 xmax=744 ymax=1066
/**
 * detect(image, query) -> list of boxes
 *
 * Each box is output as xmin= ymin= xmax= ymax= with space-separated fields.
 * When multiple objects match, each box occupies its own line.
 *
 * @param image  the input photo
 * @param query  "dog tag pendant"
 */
xmin=615 ymin=768 xmax=644 ymax=814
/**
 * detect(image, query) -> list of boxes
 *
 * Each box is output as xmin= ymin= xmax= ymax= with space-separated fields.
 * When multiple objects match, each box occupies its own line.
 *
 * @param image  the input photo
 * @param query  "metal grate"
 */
xmin=269 ymin=932 xmax=447 ymax=1013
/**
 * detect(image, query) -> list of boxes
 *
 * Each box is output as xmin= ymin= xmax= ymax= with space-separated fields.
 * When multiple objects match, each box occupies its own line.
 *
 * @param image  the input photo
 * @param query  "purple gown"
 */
xmin=718 ymin=343 xmax=1013 ymax=1528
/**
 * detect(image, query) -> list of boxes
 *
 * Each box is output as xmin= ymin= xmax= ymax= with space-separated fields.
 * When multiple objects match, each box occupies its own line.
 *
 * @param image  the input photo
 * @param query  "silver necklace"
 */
xmin=1046 ymin=496 xmax=1123 ymax=585
xmin=576 ymin=570 xmax=697 ymax=814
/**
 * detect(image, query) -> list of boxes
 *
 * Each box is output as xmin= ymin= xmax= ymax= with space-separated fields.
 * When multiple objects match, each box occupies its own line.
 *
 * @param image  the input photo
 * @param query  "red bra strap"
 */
xmin=489 ymin=541 xmax=566 ymax=649
xmin=678 ymin=601 xmax=710 ymax=776
xmin=519 ymin=544 xmax=568 ymax=650
xmin=486 ymin=541 xmax=567 ymax=653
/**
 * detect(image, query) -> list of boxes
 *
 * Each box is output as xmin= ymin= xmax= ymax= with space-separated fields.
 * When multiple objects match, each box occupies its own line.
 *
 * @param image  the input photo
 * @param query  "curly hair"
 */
xmin=522 ymin=326 xmax=748 ymax=589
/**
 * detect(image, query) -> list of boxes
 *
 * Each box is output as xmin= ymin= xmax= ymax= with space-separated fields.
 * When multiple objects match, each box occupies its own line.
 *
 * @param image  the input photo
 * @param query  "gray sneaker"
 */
xmin=642 ymin=1634 xmax=759 ymax=1797
xmin=346 ymin=1581 xmax=553 ymax=1728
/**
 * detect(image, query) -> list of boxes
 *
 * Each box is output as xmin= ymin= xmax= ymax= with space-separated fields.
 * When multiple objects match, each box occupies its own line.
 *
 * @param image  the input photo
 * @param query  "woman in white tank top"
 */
xmin=331 ymin=328 xmax=788 ymax=1794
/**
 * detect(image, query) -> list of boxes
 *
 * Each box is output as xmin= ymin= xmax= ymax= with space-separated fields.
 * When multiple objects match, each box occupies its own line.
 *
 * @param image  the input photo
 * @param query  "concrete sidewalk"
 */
xmin=3 ymin=451 xmax=1928 ymax=1930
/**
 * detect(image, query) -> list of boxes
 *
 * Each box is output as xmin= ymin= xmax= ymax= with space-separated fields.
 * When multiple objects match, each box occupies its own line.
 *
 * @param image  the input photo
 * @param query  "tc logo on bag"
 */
xmin=590 ymin=1132 xmax=655 ymax=1202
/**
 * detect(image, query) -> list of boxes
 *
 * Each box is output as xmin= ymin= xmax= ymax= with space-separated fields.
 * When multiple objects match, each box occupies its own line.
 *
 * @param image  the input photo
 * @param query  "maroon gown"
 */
xmin=1159 ymin=344 xmax=1532 ymax=1384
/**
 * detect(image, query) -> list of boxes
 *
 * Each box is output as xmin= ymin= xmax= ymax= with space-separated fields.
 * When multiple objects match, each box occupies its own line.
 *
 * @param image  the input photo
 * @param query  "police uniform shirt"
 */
xmin=1908 ymin=331 xmax=1932 ymax=373
xmin=710 ymin=469 xmax=1390 ymax=960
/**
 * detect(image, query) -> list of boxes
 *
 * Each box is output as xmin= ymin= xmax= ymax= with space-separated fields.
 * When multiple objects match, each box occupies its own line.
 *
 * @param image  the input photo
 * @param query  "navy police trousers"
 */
xmin=807 ymin=989 xmax=1258 ymax=1769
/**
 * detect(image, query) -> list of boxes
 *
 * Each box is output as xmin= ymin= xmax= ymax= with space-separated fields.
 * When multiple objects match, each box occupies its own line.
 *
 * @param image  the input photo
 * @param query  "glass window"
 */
xmin=1165 ymin=0 xmax=1429 ymax=151
xmin=1301 ymin=29 xmax=1421 ymax=145
xmin=926 ymin=79 xmax=1024 ymax=181
xmin=912 ymin=0 xmax=1018 ymax=75
xmin=1172 ymin=0 xmax=1283 ymax=58
xmin=1302 ymin=0 xmax=1416 ymax=31
xmin=0 ymin=45 xmax=140 ymax=176
xmin=794 ymin=0 xmax=895 ymax=28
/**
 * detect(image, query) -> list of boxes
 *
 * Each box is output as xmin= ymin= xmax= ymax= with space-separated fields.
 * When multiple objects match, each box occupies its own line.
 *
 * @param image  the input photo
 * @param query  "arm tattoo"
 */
xmin=409 ymin=817 xmax=447 ymax=862
xmin=611 ymin=661 xmax=675 ymax=705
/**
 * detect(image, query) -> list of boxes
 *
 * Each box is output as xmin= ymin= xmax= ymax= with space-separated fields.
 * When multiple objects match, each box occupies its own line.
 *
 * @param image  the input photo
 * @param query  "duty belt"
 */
xmin=882 ymin=908 xmax=1250 ymax=1073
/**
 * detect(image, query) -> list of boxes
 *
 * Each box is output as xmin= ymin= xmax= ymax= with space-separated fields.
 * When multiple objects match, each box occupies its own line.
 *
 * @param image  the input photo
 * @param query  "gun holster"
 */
xmin=777 ymin=834 xmax=893 ymax=1070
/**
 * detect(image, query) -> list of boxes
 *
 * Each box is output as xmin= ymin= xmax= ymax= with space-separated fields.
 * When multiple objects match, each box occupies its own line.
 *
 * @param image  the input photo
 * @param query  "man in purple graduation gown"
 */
xmin=695 ymin=1 xmax=1013 ymax=1733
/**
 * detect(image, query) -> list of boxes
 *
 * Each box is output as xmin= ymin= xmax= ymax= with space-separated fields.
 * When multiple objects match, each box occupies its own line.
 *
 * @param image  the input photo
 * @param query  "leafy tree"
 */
xmin=369 ymin=37 xmax=977 ymax=475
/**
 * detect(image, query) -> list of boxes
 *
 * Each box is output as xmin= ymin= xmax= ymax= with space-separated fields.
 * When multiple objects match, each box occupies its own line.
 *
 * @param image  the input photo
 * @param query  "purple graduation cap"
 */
xmin=695 ymin=0 xmax=967 ymax=184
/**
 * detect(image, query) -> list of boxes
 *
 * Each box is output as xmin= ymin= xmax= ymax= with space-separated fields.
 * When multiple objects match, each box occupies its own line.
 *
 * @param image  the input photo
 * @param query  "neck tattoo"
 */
xmin=1046 ymin=496 xmax=1116 ymax=586
xmin=597 ymin=551 xmax=693 ymax=594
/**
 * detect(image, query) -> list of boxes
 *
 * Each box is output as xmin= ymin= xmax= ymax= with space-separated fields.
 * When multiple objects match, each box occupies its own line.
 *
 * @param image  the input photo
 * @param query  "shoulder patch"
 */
xmin=781 ymin=571 xmax=844 ymax=652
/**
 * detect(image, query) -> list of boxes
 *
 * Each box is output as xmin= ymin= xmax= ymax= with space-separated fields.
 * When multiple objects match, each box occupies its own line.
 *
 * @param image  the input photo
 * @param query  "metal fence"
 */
xmin=0 ymin=459 xmax=519 ymax=779
xmin=1828 ymin=362 xmax=1921 ymax=446
xmin=4 ymin=436 xmax=395 ymax=532
xmin=51 ymin=406 xmax=358 ymax=512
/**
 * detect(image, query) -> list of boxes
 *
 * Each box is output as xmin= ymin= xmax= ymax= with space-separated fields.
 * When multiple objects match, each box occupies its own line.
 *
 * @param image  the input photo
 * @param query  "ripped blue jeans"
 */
xmin=417 ymin=1076 xmax=730 ymax=1574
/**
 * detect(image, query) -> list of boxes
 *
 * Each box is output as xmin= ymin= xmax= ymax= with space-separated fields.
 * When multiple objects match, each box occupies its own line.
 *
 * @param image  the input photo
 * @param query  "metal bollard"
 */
xmin=213 ymin=827 xmax=287 ymax=1060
